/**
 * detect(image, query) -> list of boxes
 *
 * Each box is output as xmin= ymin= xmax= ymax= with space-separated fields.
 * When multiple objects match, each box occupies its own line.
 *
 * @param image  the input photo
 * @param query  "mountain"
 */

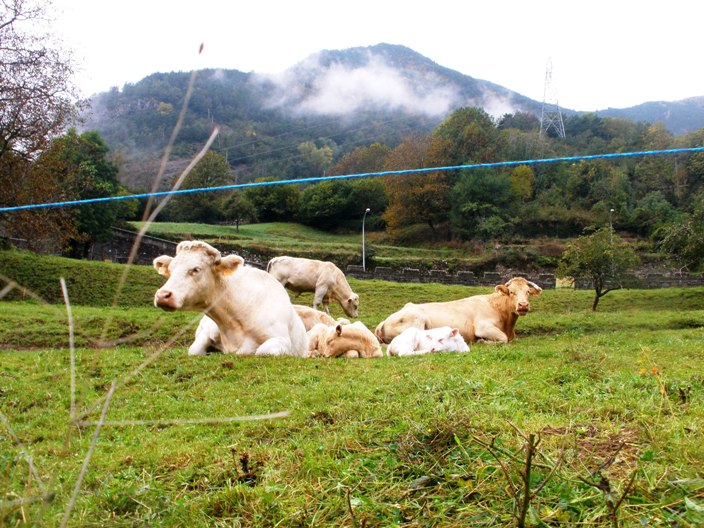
xmin=81 ymin=44 xmax=547 ymax=190
xmin=81 ymin=44 xmax=702 ymax=191
xmin=596 ymin=96 xmax=704 ymax=136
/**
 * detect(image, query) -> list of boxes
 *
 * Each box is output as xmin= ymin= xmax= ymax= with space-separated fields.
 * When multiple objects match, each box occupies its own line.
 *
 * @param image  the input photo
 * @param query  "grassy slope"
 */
xmin=1 ymin=252 xmax=704 ymax=526
xmin=129 ymin=221 xmax=489 ymax=268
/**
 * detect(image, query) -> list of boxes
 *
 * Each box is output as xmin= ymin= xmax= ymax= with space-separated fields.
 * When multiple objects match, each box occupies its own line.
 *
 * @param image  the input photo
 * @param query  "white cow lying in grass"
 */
xmin=189 ymin=306 xmax=351 ymax=356
xmin=307 ymin=321 xmax=383 ymax=358
xmin=153 ymin=241 xmax=308 ymax=357
xmin=387 ymin=326 xmax=469 ymax=357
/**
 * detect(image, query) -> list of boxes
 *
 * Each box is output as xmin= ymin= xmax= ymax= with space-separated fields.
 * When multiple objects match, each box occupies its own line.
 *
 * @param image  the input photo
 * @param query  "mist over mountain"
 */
xmin=251 ymin=44 xmax=541 ymax=119
xmin=81 ymin=43 xmax=703 ymax=191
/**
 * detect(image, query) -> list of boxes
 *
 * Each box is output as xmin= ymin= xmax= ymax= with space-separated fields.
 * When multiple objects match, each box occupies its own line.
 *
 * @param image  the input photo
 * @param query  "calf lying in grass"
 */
xmin=308 ymin=321 xmax=383 ymax=358
xmin=387 ymin=326 xmax=469 ymax=356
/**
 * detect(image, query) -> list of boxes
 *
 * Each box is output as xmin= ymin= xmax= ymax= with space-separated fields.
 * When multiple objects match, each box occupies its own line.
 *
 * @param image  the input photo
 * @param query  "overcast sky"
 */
xmin=48 ymin=0 xmax=702 ymax=112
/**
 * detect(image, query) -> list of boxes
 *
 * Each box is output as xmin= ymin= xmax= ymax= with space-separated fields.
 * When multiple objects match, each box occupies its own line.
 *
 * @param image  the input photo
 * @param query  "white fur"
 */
xmin=387 ymin=326 xmax=469 ymax=357
xmin=154 ymin=241 xmax=308 ymax=357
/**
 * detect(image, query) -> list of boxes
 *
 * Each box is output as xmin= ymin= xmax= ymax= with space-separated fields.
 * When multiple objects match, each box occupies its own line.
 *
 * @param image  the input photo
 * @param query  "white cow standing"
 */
xmin=267 ymin=256 xmax=360 ymax=317
xmin=153 ymin=241 xmax=308 ymax=357
xmin=387 ymin=326 xmax=470 ymax=357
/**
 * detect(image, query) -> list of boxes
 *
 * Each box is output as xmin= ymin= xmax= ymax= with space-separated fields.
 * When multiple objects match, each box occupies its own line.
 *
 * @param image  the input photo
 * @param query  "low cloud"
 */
xmin=254 ymin=51 xmax=462 ymax=118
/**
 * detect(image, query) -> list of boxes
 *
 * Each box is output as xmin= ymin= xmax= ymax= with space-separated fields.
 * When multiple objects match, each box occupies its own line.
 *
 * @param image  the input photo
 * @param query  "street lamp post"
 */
xmin=362 ymin=208 xmax=370 ymax=272
xmin=609 ymin=208 xmax=615 ymax=278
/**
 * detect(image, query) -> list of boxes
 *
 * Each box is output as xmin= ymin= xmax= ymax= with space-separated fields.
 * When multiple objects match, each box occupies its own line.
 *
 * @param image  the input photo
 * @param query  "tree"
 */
xmin=431 ymin=107 xmax=506 ymax=164
xmin=299 ymin=181 xmax=351 ymax=230
xmin=299 ymin=179 xmax=387 ymax=231
xmin=327 ymin=143 xmax=391 ymax=176
xmin=0 ymin=149 xmax=76 ymax=252
xmin=167 ymin=151 xmax=232 ymax=223
xmin=382 ymin=134 xmax=450 ymax=242
xmin=657 ymin=194 xmax=704 ymax=271
xmin=244 ymin=178 xmax=300 ymax=222
xmin=558 ymin=227 xmax=639 ymax=311
xmin=509 ymin=164 xmax=535 ymax=201
xmin=1 ymin=0 xmax=81 ymax=161
xmin=221 ymin=190 xmax=256 ymax=231
xmin=285 ymin=141 xmax=334 ymax=179
xmin=35 ymin=129 xmax=132 ymax=257
xmin=449 ymin=168 xmax=515 ymax=241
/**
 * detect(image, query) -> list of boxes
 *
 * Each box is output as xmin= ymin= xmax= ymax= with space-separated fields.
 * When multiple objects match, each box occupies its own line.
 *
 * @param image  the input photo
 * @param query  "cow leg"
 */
xmin=255 ymin=337 xmax=293 ymax=356
xmin=473 ymin=322 xmax=509 ymax=343
xmin=188 ymin=334 xmax=211 ymax=356
xmin=313 ymin=286 xmax=330 ymax=314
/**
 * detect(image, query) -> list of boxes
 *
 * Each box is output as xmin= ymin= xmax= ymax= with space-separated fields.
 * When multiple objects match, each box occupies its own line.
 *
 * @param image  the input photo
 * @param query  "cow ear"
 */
xmin=495 ymin=284 xmax=509 ymax=295
xmin=335 ymin=324 xmax=343 ymax=336
xmin=153 ymin=255 xmax=172 ymax=277
xmin=218 ymin=255 xmax=244 ymax=276
xmin=527 ymin=281 xmax=543 ymax=296
xmin=451 ymin=328 xmax=459 ymax=336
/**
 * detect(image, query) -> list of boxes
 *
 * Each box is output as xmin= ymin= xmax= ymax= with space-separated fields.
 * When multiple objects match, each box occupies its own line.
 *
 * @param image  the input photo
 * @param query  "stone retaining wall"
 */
xmin=90 ymin=228 xmax=704 ymax=289
xmin=90 ymin=228 xmax=177 ymax=264
xmin=346 ymin=265 xmax=704 ymax=290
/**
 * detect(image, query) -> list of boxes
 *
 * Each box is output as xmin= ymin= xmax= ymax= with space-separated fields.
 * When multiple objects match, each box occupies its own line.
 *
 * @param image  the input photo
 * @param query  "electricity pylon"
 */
xmin=540 ymin=58 xmax=566 ymax=139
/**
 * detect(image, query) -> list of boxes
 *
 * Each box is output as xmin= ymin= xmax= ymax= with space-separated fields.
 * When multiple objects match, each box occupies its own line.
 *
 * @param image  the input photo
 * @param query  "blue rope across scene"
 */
xmin=2 ymin=146 xmax=703 ymax=213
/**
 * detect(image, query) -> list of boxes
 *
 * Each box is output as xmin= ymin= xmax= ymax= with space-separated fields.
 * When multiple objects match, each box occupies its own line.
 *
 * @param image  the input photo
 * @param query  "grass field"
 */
xmin=128 ymin=221 xmax=492 ymax=269
xmin=1 ymin=252 xmax=704 ymax=527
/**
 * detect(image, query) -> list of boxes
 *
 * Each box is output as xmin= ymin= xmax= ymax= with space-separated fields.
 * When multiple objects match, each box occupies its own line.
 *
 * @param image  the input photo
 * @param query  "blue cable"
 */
xmin=1 ymin=146 xmax=703 ymax=213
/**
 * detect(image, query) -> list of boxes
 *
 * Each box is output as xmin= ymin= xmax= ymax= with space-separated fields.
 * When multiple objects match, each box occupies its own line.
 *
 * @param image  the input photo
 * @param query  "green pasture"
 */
xmin=128 ymin=221 xmax=482 ymax=268
xmin=1 ymin=252 xmax=703 ymax=527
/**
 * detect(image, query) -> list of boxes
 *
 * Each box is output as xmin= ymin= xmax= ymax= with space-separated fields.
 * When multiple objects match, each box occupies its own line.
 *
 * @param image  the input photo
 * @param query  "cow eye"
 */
xmin=190 ymin=267 xmax=201 ymax=276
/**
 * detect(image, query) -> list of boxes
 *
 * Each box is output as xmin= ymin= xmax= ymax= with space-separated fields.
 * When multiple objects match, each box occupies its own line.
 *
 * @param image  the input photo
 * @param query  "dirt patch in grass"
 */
xmin=541 ymin=423 xmax=640 ymax=480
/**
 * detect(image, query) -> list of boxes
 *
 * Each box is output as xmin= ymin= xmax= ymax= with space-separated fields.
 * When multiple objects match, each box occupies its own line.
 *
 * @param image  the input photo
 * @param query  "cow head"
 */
xmin=374 ymin=304 xmax=425 ymax=344
xmin=324 ymin=322 xmax=382 ymax=358
xmin=153 ymin=241 xmax=244 ymax=312
xmin=418 ymin=327 xmax=469 ymax=353
xmin=342 ymin=293 xmax=360 ymax=318
xmin=495 ymin=277 xmax=542 ymax=316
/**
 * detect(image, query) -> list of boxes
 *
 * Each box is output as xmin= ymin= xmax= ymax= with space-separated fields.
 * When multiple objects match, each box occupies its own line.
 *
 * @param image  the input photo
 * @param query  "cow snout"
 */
xmin=155 ymin=289 xmax=177 ymax=311
xmin=516 ymin=301 xmax=530 ymax=315
xmin=374 ymin=323 xmax=385 ymax=343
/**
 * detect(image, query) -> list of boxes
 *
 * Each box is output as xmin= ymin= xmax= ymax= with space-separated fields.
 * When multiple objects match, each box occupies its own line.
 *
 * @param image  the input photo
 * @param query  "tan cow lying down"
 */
xmin=308 ymin=321 xmax=383 ymax=358
xmin=375 ymin=277 xmax=542 ymax=344
xmin=293 ymin=304 xmax=350 ymax=331
xmin=267 ymin=256 xmax=360 ymax=317
xmin=154 ymin=241 xmax=308 ymax=357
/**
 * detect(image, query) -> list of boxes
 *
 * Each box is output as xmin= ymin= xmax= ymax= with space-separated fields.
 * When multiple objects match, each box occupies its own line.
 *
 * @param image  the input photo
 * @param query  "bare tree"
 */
xmin=1 ymin=0 xmax=83 ymax=250
xmin=0 ymin=0 xmax=82 ymax=161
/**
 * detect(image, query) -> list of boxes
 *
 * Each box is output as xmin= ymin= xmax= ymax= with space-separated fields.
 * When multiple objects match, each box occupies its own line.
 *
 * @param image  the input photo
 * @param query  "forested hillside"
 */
xmin=116 ymin=103 xmax=704 ymax=271
xmin=6 ymin=41 xmax=703 ymax=271
xmin=81 ymin=44 xmax=547 ymax=191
